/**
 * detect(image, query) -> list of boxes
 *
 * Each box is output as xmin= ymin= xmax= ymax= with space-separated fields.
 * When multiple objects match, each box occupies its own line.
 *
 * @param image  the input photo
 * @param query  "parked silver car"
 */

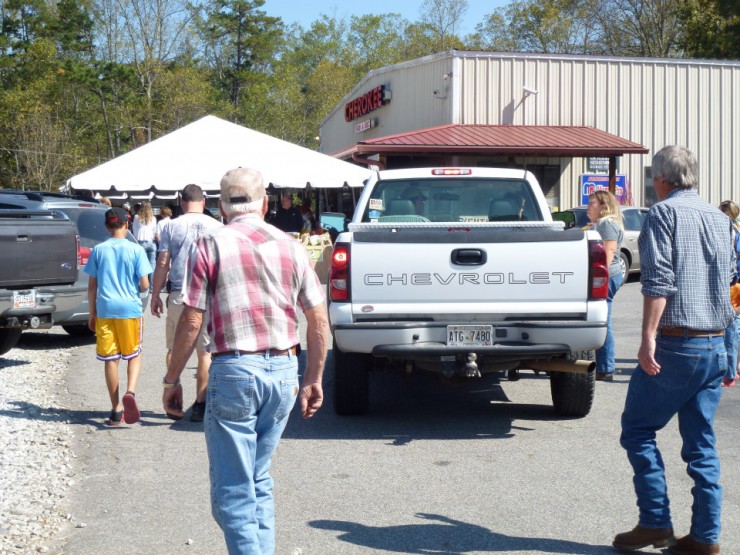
xmin=553 ymin=206 xmax=649 ymax=280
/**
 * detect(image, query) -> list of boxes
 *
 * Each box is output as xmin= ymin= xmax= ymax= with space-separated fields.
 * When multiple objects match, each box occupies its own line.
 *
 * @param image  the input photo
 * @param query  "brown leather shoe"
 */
xmin=613 ymin=525 xmax=675 ymax=551
xmin=667 ymin=535 xmax=720 ymax=555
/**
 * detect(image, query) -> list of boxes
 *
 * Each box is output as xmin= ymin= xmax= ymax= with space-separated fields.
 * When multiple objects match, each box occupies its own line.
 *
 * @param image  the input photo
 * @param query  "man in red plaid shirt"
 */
xmin=163 ymin=167 xmax=329 ymax=554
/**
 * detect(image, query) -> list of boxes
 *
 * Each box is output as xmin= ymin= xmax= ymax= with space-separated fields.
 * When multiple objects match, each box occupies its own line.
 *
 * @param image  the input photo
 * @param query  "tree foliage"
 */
xmin=193 ymin=0 xmax=283 ymax=111
xmin=472 ymin=0 xmax=601 ymax=53
xmin=0 ymin=0 xmax=737 ymax=191
xmin=679 ymin=0 xmax=740 ymax=57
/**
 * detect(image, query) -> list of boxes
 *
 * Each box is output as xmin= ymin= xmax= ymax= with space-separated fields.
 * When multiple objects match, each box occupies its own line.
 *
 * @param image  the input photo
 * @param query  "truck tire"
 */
xmin=62 ymin=324 xmax=95 ymax=338
xmin=550 ymin=354 xmax=595 ymax=417
xmin=0 ymin=329 xmax=22 ymax=357
xmin=332 ymin=340 xmax=371 ymax=415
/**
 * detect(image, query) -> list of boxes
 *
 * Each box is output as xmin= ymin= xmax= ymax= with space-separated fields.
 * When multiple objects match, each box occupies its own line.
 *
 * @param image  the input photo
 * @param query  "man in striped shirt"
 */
xmin=613 ymin=146 xmax=733 ymax=555
xmin=163 ymin=167 xmax=329 ymax=555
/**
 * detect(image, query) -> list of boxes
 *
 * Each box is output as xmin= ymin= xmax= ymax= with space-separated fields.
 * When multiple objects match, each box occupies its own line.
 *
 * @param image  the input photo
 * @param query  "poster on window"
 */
xmin=580 ymin=174 xmax=631 ymax=205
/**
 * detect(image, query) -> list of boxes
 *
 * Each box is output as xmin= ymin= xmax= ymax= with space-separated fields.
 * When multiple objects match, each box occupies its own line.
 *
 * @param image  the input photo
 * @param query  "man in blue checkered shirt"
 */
xmin=612 ymin=146 xmax=734 ymax=555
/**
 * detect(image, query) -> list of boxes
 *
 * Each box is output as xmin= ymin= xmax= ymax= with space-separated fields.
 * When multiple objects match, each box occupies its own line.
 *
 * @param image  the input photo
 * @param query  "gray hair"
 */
xmin=652 ymin=145 xmax=698 ymax=190
xmin=219 ymin=167 xmax=265 ymax=217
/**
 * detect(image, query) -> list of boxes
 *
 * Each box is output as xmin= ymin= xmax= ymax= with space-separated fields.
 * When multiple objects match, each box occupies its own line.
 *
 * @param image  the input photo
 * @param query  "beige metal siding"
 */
xmin=321 ymin=51 xmax=740 ymax=206
xmin=457 ymin=53 xmax=740 ymax=205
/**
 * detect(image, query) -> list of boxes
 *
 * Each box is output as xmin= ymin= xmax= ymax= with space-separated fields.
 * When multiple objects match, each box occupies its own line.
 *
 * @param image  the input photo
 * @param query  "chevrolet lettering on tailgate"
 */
xmin=363 ymin=271 xmax=576 ymax=286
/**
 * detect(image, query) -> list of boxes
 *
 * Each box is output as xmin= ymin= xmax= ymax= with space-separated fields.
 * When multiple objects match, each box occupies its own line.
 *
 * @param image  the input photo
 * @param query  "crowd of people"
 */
xmin=82 ymin=146 xmax=735 ymax=555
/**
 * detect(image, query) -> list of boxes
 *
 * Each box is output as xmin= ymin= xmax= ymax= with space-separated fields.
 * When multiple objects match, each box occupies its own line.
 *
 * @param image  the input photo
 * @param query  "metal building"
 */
xmin=320 ymin=50 xmax=740 ymax=210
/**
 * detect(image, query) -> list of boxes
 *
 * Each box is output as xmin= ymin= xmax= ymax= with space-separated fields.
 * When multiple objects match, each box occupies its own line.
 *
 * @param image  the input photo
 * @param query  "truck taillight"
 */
xmin=329 ymin=243 xmax=350 ymax=302
xmin=589 ymin=239 xmax=609 ymax=299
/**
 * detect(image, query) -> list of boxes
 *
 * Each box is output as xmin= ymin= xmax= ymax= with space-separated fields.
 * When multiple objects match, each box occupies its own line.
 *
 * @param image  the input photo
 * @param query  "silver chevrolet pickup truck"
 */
xmin=0 ymin=209 xmax=78 ymax=355
xmin=327 ymin=167 xmax=609 ymax=417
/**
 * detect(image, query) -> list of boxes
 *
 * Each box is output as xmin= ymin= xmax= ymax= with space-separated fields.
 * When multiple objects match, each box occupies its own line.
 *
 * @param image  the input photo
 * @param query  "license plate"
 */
xmin=447 ymin=325 xmax=493 ymax=347
xmin=13 ymin=290 xmax=36 ymax=310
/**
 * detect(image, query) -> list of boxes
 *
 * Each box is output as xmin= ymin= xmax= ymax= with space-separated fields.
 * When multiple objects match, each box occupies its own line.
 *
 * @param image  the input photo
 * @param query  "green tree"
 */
xmin=680 ymin=0 xmax=740 ymax=57
xmin=105 ymin=0 xmax=194 ymax=141
xmin=418 ymin=0 xmax=468 ymax=51
xmin=0 ymin=41 xmax=80 ymax=190
xmin=471 ymin=0 xmax=601 ymax=54
xmin=51 ymin=0 xmax=94 ymax=60
xmin=153 ymin=65 xmax=224 ymax=130
xmin=596 ymin=0 xmax=684 ymax=57
xmin=281 ymin=15 xmax=349 ymax=82
xmin=346 ymin=14 xmax=409 ymax=76
xmin=194 ymin=0 xmax=283 ymax=112
xmin=0 ymin=0 xmax=52 ymax=56
xmin=274 ymin=15 xmax=351 ymax=145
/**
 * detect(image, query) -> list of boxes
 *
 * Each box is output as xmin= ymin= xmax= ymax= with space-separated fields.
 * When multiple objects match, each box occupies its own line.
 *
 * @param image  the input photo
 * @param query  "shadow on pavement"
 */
xmin=310 ymin=513 xmax=610 ymax=554
xmin=16 ymin=329 xmax=96 ymax=349
xmin=283 ymin=355 xmax=587 ymax=443
xmin=0 ymin=400 xmax=205 ymax=431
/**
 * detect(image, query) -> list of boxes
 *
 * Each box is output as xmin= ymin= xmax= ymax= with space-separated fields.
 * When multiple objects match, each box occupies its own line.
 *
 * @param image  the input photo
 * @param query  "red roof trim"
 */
xmin=330 ymin=124 xmax=649 ymax=158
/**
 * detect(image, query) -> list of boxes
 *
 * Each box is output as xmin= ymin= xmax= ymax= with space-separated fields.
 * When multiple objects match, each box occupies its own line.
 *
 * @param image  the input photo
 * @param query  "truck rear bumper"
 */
xmin=37 ymin=285 xmax=86 ymax=316
xmin=333 ymin=321 xmax=607 ymax=357
xmin=0 ymin=290 xmax=56 ymax=329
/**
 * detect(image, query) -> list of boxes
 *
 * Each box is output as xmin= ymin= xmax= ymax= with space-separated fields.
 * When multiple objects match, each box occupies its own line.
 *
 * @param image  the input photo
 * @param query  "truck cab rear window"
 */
xmin=362 ymin=178 xmax=543 ymax=224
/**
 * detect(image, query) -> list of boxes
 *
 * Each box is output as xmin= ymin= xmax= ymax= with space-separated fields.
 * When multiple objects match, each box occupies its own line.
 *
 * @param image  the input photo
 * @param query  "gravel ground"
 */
xmin=0 ymin=330 xmax=85 ymax=555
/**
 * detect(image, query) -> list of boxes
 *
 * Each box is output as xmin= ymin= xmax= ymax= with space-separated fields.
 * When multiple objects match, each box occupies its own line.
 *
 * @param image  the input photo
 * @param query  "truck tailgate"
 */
xmin=0 ymin=216 xmax=77 ymax=287
xmin=349 ymin=225 xmax=590 ymax=314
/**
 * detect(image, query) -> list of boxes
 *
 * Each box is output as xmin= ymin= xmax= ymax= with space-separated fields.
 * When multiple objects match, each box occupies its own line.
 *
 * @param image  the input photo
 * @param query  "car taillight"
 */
xmin=589 ymin=239 xmax=609 ymax=299
xmin=78 ymin=236 xmax=91 ymax=267
xmin=329 ymin=243 xmax=350 ymax=302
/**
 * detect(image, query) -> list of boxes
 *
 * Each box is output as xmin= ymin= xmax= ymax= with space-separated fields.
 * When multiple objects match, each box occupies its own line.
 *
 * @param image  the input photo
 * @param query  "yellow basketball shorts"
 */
xmin=95 ymin=317 xmax=143 ymax=361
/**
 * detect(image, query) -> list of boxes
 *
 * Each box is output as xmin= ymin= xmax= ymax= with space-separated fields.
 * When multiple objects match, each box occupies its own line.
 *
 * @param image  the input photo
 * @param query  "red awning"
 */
xmin=332 ymin=124 xmax=649 ymax=158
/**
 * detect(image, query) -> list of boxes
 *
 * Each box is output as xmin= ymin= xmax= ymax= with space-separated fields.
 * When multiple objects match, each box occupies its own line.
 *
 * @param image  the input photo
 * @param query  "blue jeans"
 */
xmin=620 ymin=334 xmax=726 ymax=544
xmin=138 ymin=240 xmax=156 ymax=286
xmin=723 ymin=316 xmax=739 ymax=381
xmin=595 ymin=272 xmax=623 ymax=374
xmin=205 ymin=352 xmax=299 ymax=555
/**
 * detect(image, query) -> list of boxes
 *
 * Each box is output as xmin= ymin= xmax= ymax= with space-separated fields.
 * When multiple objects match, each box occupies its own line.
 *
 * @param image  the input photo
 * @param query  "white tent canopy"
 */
xmin=65 ymin=115 xmax=373 ymax=198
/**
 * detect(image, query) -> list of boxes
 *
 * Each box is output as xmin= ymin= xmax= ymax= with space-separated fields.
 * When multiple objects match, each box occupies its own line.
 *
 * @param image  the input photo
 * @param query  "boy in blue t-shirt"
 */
xmin=85 ymin=207 xmax=152 ymax=426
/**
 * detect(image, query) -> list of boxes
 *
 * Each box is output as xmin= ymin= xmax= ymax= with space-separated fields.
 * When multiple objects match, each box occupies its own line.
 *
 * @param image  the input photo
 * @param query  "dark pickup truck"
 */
xmin=0 ymin=209 xmax=78 ymax=355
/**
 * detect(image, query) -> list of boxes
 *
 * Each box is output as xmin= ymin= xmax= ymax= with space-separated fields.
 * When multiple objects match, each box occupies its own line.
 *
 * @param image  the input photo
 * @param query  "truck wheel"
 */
xmin=62 ymin=324 xmax=95 ymax=338
xmin=0 ymin=329 xmax=22 ymax=357
xmin=332 ymin=340 xmax=370 ymax=415
xmin=550 ymin=364 xmax=595 ymax=417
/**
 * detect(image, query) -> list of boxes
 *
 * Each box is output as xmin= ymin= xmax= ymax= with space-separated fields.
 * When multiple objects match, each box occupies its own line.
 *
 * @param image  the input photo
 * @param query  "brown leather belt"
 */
xmin=211 ymin=346 xmax=297 ymax=358
xmin=659 ymin=327 xmax=724 ymax=338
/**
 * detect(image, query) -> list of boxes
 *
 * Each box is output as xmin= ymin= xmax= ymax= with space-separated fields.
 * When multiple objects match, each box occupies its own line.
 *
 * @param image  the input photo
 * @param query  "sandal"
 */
xmin=122 ymin=391 xmax=140 ymax=424
xmin=722 ymin=378 xmax=736 ymax=388
xmin=104 ymin=410 xmax=124 ymax=426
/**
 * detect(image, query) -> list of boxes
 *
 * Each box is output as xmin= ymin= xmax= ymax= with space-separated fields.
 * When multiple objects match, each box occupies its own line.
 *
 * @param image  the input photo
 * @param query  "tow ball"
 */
xmin=465 ymin=353 xmax=480 ymax=378
xmin=441 ymin=353 xmax=481 ymax=378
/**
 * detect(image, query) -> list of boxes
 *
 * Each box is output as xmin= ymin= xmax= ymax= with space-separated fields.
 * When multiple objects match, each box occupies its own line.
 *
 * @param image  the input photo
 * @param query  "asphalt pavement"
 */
xmin=54 ymin=278 xmax=740 ymax=554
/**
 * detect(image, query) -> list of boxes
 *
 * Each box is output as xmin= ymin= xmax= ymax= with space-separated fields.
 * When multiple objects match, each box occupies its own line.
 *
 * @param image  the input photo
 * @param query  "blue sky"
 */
xmin=261 ymin=0 xmax=506 ymax=37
